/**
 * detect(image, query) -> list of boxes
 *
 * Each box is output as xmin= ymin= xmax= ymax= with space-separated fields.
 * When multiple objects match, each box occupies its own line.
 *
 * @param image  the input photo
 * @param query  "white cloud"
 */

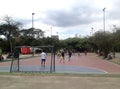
xmin=0 ymin=0 xmax=120 ymax=39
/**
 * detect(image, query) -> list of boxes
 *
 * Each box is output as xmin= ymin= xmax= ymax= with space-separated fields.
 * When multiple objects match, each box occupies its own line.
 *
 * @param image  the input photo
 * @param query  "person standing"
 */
xmin=0 ymin=47 xmax=4 ymax=61
xmin=0 ymin=54 xmax=4 ymax=61
xmin=40 ymin=50 xmax=47 ymax=67
xmin=68 ymin=50 xmax=72 ymax=61
xmin=0 ymin=47 xmax=2 ymax=55
xmin=84 ymin=50 xmax=87 ymax=56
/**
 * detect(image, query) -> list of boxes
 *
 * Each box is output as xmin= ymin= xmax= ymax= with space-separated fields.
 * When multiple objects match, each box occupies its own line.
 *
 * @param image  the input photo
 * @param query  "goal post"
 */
xmin=10 ymin=46 xmax=55 ymax=73
xmin=10 ymin=47 xmax=20 ymax=72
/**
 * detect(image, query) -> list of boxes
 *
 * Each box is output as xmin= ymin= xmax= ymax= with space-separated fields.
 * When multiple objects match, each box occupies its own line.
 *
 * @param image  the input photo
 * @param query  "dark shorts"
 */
xmin=41 ymin=59 xmax=46 ymax=62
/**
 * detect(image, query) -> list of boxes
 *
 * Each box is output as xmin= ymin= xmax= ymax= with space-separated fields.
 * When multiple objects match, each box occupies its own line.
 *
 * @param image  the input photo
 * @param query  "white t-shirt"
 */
xmin=41 ymin=52 xmax=46 ymax=59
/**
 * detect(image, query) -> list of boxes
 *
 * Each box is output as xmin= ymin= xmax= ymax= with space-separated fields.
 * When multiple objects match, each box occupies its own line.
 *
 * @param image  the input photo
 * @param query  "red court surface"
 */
xmin=0 ymin=53 xmax=120 ymax=74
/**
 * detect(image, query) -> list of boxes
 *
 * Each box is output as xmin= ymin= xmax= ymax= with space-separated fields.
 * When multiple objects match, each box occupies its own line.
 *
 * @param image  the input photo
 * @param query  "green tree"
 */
xmin=92 ymin=31 xmax=113 ymax=58
xmin=62 ymin=37 xmax=90 ymax=52
xmin=0 ymin=16 xmax=21 ymax=52
xmin=19 ymin=28 xmax=44 ymax=39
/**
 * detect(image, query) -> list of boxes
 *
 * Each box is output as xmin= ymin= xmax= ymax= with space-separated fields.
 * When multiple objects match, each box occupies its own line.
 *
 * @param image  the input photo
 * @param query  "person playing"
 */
xmin=57 ymin=50 xmax=61 ymax=58
xmin=59 ymin=50 xmax=65 ymax=63
xmin=40 ymin=50 xmax=47 ymax=67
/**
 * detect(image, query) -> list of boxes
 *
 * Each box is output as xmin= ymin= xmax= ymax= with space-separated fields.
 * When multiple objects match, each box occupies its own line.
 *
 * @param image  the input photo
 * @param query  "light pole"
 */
xmin=113 ymin=25 xmax=117 ymax=33
xmin=103 ymin=8 xmax=106 ymax=33
xmin=32 ymin=13 xmax=35 ymax=28
xmin=91 ymin=27 xmax=94 ymax=36
xmin=50 ymin=27 xmax=52 ymax=37
xmin=56 ymin=32 xmax=58 ymax=36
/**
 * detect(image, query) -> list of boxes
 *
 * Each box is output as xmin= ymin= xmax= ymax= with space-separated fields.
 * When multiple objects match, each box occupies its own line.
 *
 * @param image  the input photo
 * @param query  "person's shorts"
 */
xmin=41 ymin=59 xmax=46 ymax=62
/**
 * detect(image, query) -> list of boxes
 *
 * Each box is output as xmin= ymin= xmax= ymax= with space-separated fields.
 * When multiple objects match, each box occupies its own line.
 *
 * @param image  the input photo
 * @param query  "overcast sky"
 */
xmin=0 ymin=0 xmax=120 ymax=39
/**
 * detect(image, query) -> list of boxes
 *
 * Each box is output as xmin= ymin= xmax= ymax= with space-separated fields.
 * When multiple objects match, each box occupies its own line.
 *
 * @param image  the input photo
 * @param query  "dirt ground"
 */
xmin=0 ymin=74 xmax=120 ymax=89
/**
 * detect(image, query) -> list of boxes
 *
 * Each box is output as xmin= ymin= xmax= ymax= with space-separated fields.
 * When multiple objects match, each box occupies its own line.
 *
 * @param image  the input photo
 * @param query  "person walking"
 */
xmin=40 ymin=50 xmax=47 ymax=67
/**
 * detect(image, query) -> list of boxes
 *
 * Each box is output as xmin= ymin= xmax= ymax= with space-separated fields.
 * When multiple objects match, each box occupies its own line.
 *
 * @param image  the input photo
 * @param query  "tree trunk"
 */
xmin=112 ymin=48 xmax=115 ymax=58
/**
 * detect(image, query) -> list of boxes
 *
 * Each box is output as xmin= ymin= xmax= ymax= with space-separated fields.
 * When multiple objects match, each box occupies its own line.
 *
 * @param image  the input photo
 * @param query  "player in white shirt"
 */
xmin=40 ymin=50 xmax=47 ymax=67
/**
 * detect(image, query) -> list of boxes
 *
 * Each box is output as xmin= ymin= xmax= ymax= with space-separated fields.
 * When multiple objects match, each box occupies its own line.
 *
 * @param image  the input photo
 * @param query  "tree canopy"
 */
xmin=0 ymin=15 xmax=120 ymax=59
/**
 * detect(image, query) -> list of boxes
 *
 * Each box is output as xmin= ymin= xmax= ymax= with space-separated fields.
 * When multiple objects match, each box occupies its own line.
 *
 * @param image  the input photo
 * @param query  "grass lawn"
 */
xmin=0 ymin=73 xmax=120 ymax=89
xmin=95 ymin=52 xmax=120 ymax=65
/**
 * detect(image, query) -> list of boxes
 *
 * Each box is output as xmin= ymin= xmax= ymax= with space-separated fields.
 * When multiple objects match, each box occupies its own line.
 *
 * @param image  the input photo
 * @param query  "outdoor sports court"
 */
xmin=0 ymin=53 xmax=120 ymax=74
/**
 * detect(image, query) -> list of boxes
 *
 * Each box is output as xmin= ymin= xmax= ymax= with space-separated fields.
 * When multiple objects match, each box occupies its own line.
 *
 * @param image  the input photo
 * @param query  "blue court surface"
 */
xmin=0 ymin=65 xmax=107 ymax=74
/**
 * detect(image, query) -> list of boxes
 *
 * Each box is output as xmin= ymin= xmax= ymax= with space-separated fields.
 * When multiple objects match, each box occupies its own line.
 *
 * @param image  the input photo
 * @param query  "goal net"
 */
xmin=10 ymin=46 xmax=55 ymax=73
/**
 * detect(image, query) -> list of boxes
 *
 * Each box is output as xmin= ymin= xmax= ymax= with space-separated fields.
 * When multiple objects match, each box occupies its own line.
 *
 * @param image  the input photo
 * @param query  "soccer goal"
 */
xmin=10 ymin=46 xmax=55 ymax=73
